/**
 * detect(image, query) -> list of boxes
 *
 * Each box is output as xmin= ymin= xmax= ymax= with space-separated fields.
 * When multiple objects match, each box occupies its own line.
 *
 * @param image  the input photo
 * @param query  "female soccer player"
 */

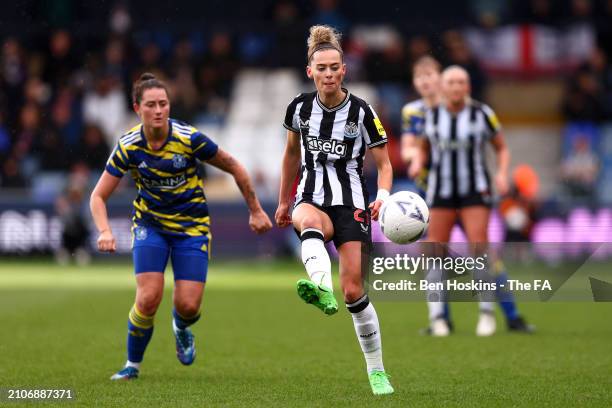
xmin=412 ymin=65 xmax=533 ymax=336
xmin=275 ymin=25 xmax=394 ymax=395
xmin=90 ymin=73 xmax=272 ymax=380
xmin=405 ymin=60 xmax=533 ymax=336
xmin=401 ymin=56 xmax=441 ymax=184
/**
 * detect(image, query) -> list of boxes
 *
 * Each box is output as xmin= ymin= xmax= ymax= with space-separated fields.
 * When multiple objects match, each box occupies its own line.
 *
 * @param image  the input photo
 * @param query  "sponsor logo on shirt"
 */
xmin=306 ymin=136 xmax=347 ymax=157
xmin=141 ymin=174 xmax=187 ymax=190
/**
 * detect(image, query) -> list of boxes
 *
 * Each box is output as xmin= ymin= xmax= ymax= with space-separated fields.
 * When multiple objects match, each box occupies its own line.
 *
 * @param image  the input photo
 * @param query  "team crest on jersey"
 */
xmin=344 ymin=121 xmax=359 ymax=138
xmin=172 ymin=154 xmax=187 ymax=169
xmin=134 ymin=226 xmax=148 ymax=241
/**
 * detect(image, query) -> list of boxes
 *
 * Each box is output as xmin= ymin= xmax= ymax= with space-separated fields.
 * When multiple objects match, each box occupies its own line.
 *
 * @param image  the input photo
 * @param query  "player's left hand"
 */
xmin=249 ymin=209 xmax=273 ymax=234
xmin=495 ymin=171 xmax=509 ymax=196
xmin=369 ymin=199 xmax=384 ymax=221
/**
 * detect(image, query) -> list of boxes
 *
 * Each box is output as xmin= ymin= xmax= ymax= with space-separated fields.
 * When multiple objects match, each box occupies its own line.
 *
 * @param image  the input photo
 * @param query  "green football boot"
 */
xmin=296 ymin=279 xmax=338 ymax=315
xmin=368 ymin=370 xmax=394 ymax=395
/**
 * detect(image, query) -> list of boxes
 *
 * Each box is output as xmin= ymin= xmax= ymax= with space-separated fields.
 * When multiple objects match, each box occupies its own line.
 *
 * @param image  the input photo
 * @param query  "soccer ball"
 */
xmin=379 ymin=191 xmax=429 ymax=244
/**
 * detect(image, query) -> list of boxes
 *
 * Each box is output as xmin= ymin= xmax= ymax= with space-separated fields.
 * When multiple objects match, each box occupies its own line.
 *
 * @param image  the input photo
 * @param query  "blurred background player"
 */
xmin=90 ymin=73 xmax=272 ymax=380
xmin=404 ymin=58 xmax=534 ymax=335
xmin=411 ymin=65 xmax=533 ymax=336
xmin=275 ymin=25 xmax=394 ymax=395
xmin=401 ymin=56 xmax=441 ymax=195
xmin=54 ymin=167 xmax=91 ymax=265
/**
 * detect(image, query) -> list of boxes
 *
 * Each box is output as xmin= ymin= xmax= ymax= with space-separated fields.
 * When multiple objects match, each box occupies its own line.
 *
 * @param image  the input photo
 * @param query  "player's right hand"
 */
xmin=275 ymin=202 xmax=292 ymax=228
xmin=249 ymin=209 xmax=273 ymax=234
xmin=97 ymin=230 xmax=116 ymax=252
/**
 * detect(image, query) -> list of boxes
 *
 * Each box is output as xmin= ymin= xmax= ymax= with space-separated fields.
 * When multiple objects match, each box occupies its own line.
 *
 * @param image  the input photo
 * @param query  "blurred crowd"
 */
xmin=0 ymin=0 xmax=611 ymax=201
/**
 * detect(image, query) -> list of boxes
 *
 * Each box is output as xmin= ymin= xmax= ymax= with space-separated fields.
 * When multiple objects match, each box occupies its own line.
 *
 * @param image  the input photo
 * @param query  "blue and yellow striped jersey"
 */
xmin=105 ymin=119 xmax=218 ymax=236
xmin=401 ymin=98 xmax=427 ymax=136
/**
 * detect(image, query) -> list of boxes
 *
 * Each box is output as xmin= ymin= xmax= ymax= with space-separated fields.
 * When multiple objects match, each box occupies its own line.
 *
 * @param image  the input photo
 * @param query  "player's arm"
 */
xmin=490 ymin=132 xmax=510 ymax=196
xmin=408 ymin=136 xmax=430 ymax=179
xmin=90 ymin=171 xmax=122 ymax=252
xmin=275 ymin=130 xmax=301 ymax=228
xmin=368 ymin=144 xmax=393 ymax=221
xmin=206 ymin=148 xmax=272 ymax=234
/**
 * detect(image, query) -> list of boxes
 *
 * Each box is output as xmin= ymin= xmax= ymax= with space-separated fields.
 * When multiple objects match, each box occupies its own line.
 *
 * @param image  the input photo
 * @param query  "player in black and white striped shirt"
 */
xmin=413 ymin=66 xmax=533 ymax=336
xmin=275 ymin=25 xmax=394 ymax=395
xmin=406 ymin=61 xmax=533 ymax=336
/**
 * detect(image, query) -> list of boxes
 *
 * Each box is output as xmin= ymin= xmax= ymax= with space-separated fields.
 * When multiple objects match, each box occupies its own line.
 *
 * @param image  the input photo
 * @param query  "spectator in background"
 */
xmin=469 ymin=0 xmax=508 ymax=28
xmin=197 ymin=32 xmax=238 ymax=114
xmin=73 ymin=124 xmax=110 ymax=171
xmin=51 ymin=85 xmax=82 ymax=148
xmin=36 ymin=128 xmax=68 ymax=171
xmin=364 ymin=35 xmax=408 ymax=84
xmin=595 ymin=0 xmax=612 ymax=59
xmin=517 ymin=0 xmax=559 ymax=26
xmin=138 ymin=41 xmax=163 ymax=74
xmin=43 ymin=29 xmax=78 ymax=89
xmin=310 ymin=0 xmax=348 ymax=33
xmin=55 ymin=169 xmax=90 ymax=265
xmin=500 ymin=165 xmax=539 ymax=242
xmin=560 ymin=135 xmax=600 ymax=200
xmin=562 ymin=48 xmax=607 ymax=122
xmin=13 ymin=103 xmax=42 ymax=164
xmin=0 ymin=110 xmax=11 ymax=159
xmin=271 ymin=0 xmax=306 ymax=68
xmin=109 ymin=2 xmax=132 ymax=36
xmin=167 ymin=38 xmax=199 ymax=122
xmin=0 ymin=156 xmax=27 ymax=188
xmin=83 ymin=70 xmax=129 ymax=147
xmin=1 ymin=38 xmax=27 ymax=127
xmin=104 ymin=38 xmax=131 ymax=94
xmin=441 ymin=30 xmax=487 ymax=101
xmin=407 ymin=35 xmax=432 ymax=66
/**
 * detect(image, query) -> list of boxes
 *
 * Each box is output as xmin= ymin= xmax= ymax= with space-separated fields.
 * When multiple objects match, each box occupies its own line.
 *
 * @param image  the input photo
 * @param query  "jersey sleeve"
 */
xmin=361 ymin=104 xmax=388 ymax=148
xmin=192 ymin=131 xmax=219 ymax=161
xmin=481 ymin=104 xmax=502 ymax=139
xmin=283 ymin=95 xmax=301 ymax=133
xmin=105 ymin=142 xmax=130 ymax=177
xmin=401 ymin=104 xmax=425 ymax=137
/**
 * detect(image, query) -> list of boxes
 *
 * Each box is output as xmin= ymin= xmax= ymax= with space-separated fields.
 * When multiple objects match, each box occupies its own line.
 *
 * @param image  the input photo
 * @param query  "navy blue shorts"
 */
xmin=132 ymin=225 xmax=210 ymax=282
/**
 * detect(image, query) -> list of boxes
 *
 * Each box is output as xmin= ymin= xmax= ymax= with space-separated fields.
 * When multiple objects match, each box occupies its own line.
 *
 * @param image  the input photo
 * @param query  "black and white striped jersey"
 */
xmin=283 ymin=89 xmax=387 ymax=210
xmin=421 ymin=99 xmax=501 ymax=205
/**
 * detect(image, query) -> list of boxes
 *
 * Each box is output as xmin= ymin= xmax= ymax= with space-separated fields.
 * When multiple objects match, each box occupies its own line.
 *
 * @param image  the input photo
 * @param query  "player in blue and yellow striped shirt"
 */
xmin=90 ymin=73 xmax=272 ymax=380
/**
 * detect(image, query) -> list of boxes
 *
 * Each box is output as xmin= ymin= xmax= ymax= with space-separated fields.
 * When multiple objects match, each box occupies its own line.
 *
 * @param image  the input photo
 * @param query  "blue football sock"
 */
xmin=127 ymin=305 xmax=154 ymax=363
xmin=173 ymin=308 xmax=201 ymax=330
xmin=443 ymin=302 xmax=451 ymax=322
xmin=495 ymin=270 xmax=519 ymax=321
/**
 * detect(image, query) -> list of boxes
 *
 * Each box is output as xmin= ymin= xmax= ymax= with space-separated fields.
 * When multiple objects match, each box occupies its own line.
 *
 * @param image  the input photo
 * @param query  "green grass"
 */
xmin=1 ymin=260 xmax=611 ymax=407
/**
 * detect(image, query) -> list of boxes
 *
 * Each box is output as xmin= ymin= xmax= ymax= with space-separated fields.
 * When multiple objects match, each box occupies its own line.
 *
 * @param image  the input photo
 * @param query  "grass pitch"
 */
xmin=1 ymin=259 xmax=611 ymax=407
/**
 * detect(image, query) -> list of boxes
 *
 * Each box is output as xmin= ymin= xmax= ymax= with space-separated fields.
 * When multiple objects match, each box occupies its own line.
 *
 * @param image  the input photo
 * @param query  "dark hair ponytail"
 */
xmin=132 ymin=72 xmax=168 ymax=104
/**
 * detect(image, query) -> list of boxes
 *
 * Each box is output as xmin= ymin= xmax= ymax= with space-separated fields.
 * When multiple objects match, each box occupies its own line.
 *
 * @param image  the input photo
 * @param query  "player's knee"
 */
xmin=136 ymin=291 xmax=162 ymax=316
xmin=300 ymin=215 xmax=322 ymax=232
xmin=175 ymin=299 xmax=200 ymax=318
xmin=342 ymin=280 xmax=364 ymax=303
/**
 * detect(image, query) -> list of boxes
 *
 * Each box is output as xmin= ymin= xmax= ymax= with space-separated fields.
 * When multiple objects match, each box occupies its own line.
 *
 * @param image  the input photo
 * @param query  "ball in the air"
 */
xmin=379 ymin=191 xmax=429 ymax=244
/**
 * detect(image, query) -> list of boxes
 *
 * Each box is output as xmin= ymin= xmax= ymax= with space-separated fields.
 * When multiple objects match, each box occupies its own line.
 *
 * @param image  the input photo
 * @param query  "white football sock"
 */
xmin=479 ymin=301 xmax=495 ymax=313
xmin=426 ymin=267 xmax=445 ymax=321
xmin=125 ymin=360 xmax=140 ymax=370
xmin=300 ymin=228 xmax=333 ymax=290
xmin=347 ymin=295 xmax=384 ymax=373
